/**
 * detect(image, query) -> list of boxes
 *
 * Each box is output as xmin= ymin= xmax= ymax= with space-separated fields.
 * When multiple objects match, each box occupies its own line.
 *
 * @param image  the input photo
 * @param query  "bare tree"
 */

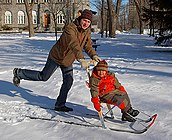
xmin=114 ymin=0 xmax=122 ymax=33
xmin=0 ymin=3 xmax=2 ymax=29
xmin=65 ymin=0 xmax=72 ymax=25
xmin=105 ymin=8 xmax=109 ymax=38
xmin=45 ymin=1 xmax=66 ymax=41
xmin=119 ymin=4 xmax=128 ymax=31
xmin=106 ymin=0 xmax=122 ymax=38
xmin=90 ymin=0 xmax=105 ymax=38
xmin=89 ymin=0 xmax=123 ymax=38
xmin=24 ymin=0 xmax=35 ymax=37
xmin=107 ymin=0 xmax=115 ymax=37
xmin=133 ymin=0 xmax=146 ymax=34
xmin=101 ymin=0 xmax=105 ymax=38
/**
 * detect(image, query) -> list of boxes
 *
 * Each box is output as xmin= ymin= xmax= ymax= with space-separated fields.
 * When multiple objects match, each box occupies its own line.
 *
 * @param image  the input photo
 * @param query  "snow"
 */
xmin=0 ymin=32 xmax=172 ymax=140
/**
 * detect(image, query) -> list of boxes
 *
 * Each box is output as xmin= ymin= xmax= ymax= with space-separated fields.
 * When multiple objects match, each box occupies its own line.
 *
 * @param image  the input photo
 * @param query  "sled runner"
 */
xmin=24 ymin=105 xmax=157 ymax=134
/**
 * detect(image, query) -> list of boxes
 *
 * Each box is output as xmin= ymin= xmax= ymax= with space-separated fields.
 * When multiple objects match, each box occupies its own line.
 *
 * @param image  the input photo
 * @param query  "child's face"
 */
xmin=97 ymin=70 xmax=107 ymax=77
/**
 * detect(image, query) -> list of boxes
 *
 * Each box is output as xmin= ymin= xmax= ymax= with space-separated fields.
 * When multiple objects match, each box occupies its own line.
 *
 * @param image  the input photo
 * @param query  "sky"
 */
xmin=122 ymin=0 xmax=129 ymax=4
xmin=90 ymin=0 xmax=129 ymax=12
xmin=0 ymin=31 xmax=172 ymax=140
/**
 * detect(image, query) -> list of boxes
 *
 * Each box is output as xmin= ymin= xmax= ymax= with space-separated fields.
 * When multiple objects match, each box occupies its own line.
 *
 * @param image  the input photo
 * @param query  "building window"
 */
xmin=29 ymin=0 xmax=38 ymax=3
xmin=18 ymin=11 xmax=25 ymax=24
xmin=2 ymin=0 xmax=12 ymax=3
xmin=43 ymin=0 xmax=49 ymax=2
xmin=5 ymin=0 xmax=12 ymax=3
xmin=5 ymin=11 xmax=12 ymax=24
xmin=57 ymin=12 xmax=64 ymax=24
xmin=57 ymin=0 xmax=63 ymax=2
xmin=17 ymin=0 xmax=24 ymax=3
xmin=32 ymin=11 xmax=37 ymax=24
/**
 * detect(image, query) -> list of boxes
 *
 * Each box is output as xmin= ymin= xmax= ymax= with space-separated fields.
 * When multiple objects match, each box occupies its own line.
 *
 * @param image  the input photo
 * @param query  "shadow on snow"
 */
xmin=0 ymin=80 xmax=97 ymax=122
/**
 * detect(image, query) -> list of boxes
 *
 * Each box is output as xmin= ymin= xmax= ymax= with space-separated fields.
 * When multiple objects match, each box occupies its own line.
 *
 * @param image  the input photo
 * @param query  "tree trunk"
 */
xmin=24 ymin=0 xmax=35 ymax=37
xmin=100 ymin=0 xmax=104 ymax=38
xmin=105 ymin=9 xmax=109 ymax=38
xmin=115 ymin=0 xmax=122 ymax=33
xmin=52 ymin=13 xmax=58 ymax=41
xmin=134 ymin=0 xmax=144 ymax=34
xmin=107 ymin=0 xmax=115 ymax=38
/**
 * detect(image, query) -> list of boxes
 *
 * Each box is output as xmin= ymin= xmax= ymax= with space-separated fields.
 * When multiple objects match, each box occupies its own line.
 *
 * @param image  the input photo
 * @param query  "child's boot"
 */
xmin=121 ymin=112 xmax=136 ymax=122
xmin=121 ymin=107 xmax=139 ymax=122
xmin=127 ymin=107 xmax=139 ymax=117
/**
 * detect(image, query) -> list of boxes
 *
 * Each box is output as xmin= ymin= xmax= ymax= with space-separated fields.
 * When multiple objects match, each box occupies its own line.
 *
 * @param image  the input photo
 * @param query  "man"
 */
xmin=13 ymin=9 xmax=101 ymax=112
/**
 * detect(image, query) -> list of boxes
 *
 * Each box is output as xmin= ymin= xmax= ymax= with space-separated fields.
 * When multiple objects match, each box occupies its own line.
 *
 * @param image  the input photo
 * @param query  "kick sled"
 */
xmin=85 ymin=60 xmax=157 ymax=134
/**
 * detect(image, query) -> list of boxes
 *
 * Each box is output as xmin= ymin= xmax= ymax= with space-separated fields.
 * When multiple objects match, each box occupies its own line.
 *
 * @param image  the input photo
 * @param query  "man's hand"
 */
xmin=93 ymin=55 xmax=101 ymax=62
xmin=78 ymin=59 xmax=89 ymax=68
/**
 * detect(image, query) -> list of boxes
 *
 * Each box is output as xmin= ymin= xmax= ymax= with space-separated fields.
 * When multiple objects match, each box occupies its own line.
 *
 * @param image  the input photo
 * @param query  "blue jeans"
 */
xmin=18 ymin=58 xmax=73 ymax=107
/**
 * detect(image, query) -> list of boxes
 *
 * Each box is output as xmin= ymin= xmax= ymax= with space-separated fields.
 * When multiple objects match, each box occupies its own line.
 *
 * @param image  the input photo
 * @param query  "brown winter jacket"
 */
xmin=90 ymin=69 xmax=126 ymax=98
xmin=48 ymin=18 xmax=97 ymax=67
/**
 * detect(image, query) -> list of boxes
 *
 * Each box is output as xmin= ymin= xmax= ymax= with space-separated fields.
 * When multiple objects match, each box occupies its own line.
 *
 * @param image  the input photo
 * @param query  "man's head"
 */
xmin=80 ymin=9 xmax=92 ymax=30
xmin=80 ymin=9 xmax=92 ymax=22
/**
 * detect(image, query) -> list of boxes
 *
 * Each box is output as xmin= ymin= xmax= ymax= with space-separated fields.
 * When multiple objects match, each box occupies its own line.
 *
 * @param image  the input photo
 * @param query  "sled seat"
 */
xmin=86 ymin=80 xmax=115 ymax=118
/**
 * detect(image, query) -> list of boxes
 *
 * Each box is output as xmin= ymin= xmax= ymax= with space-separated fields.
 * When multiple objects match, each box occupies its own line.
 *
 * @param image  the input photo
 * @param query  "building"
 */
xmin=0 ymin=0 xmax=90 ymax=32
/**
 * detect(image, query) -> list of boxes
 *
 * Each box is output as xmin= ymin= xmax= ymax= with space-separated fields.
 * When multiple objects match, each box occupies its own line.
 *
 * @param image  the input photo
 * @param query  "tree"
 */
xmin=24 ymin=0 xmax=35 ymax=37
xmin=107 ymin=0 xmax=115 ymax=37
xmin=142 ymin=0 xmax=172 ymax=44
xmin=44 ymin=0 xmax=66 ymax=41
xmin=89 ymin=0 xmax=122 ymax=38
xmin=101 ymin=0 xmax=105 ymax=38
xmin=119 ymin=4 xmax=128 ymax=31
xmin=142 ymin=1 xmax=155 ymax=36
xmin=0 ymin=3 xmax=2 ymax=29
xmin=133 ymin=0 xmax=145 ymax=34
xmin=65 ymin=0 xmax=72 ymax=25
xmin=114 ymin=0 xmax=122 ymax=33
xmin=90 ymin=0 xmax=106 ymax=38
xmin=106 ymin=0 xmax=122 ymax=38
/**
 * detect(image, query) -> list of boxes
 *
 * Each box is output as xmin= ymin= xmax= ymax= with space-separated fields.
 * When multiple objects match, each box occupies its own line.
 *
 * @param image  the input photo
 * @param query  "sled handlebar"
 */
xmin=86 ymin=60 xmax=97 ymax=79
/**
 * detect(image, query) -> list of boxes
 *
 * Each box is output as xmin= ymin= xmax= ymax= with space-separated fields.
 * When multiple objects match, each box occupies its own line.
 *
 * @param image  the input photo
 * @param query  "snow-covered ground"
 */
xmin=0 ymin=32 xmax=172 ymax=140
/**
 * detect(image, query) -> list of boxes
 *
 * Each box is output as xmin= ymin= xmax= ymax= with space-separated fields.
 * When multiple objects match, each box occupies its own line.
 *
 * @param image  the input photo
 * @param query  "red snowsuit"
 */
xmin=90 ymin=69 xmax=131 ymax=113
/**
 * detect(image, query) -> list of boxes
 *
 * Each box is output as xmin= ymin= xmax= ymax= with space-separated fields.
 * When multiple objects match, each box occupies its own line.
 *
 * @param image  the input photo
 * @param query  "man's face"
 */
xmin=80 ymin=18 xmax=91 ymax=30
xmin=97 ymin=70 xmax=107 ymax=78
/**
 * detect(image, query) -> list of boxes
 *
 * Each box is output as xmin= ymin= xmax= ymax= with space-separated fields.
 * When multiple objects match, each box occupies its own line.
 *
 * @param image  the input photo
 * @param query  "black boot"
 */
xmin=122 ymin=112 xmax=136 ymax=122
xmin=127 ymin=107 xmax=139 ymax=117
xmin=54 ymin=106 xmax=73 ymax=112
xmin=13 ymin=68 xmax=21 ymax=86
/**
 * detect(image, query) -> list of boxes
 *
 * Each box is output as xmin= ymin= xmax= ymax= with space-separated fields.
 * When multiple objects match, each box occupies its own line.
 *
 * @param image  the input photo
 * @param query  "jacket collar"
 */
xmin=92 ymin=68 xmax=101 ymax=79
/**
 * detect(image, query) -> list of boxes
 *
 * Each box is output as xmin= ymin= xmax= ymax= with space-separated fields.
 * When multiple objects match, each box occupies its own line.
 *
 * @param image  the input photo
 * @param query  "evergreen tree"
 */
xmin=142 ymin=0 xmax=172 ymax=45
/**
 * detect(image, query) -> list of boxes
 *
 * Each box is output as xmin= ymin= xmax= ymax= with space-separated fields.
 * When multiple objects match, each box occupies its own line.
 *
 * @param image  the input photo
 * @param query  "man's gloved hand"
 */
xmin=93 ymin=55 xmax=101 ymax=62
xmin=78 ymin=59 xmax=89 ymax=68
xmin=91 ymin=96 xmax=101 ymax=112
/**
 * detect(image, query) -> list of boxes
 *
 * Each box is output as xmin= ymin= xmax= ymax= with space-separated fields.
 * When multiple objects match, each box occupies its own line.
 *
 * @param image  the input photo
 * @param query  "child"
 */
xmin=89 ymin=60 xmax=139 ymax=122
